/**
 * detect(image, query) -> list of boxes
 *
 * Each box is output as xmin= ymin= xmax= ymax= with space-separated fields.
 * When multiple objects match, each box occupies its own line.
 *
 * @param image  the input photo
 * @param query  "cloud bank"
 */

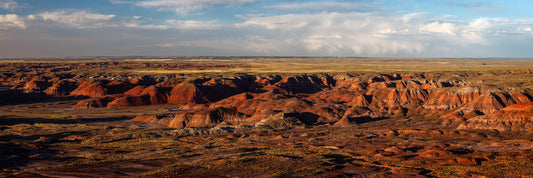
xmin=1 ymin=0 xmax=533 ymax=58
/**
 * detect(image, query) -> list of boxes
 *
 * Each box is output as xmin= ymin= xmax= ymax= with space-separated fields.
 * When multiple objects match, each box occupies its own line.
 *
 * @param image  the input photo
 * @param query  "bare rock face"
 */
xmin=198 ymin=77 xmax=254 ymax=102
xmin=275 ymin=75 xmax=329 ymax=94
xmin=107 ymin=95 xmax=151 ymax=108
xmin=123 ymin=85 xmax=146 ymax=96
xmin=168 ymin=83 xmax=208 ymax=105
xmin=167 ymin=107 xmax=246 ymax=128
xmin=106 ymin=80 xmax=134 ymax=94
xmin=70 ymin=81 xmax=108 ymax=97
xmin=460 ymin=93 xmax=511 ymax=115
xmin=458 ymin=102 xmax=533 ymax=131
xmin=254 ymin=111 xmax=305 ymax=129
xmin=141 ymin=86 xmax=168 ymax=105
xmin=334 ymin=117 xmax=357 ymax=126
xmin=511 ymin=92 xmax=533 ymax=104
xmin=424 ymin=87 xmax=481 ymax=111
xmin=23 ymin=78 xmax=49 ymax=93
xmin=73 ymin=97 xmax=112 ymax=108
xmin=44 ymin=80 xmax=76 ymax=96
xmin=350 ymin=94 xmax=372 ymax=107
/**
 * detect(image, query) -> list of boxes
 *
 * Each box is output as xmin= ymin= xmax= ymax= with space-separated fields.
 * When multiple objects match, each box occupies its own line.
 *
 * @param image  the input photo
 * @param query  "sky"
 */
xmin=1 ymin=0 xmax=533 ymax=58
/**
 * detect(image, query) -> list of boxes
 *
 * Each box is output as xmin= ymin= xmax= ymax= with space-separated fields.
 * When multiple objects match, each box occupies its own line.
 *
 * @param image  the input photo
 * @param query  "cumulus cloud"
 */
xmin=32 ymin=10 xmax=116 ymax=29
xmin=0 ymin=0 xmax=18 ymax=10
xmin=0 ymin=14 xmax=25 ymax=30
xmin=134 ymin=0 xmax=264 ymax=15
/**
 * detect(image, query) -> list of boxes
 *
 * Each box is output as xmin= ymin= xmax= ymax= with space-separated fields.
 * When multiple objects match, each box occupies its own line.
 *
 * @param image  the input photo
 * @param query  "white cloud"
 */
xmin=122 ymin=18 xmax=221 ymax=30
xmin=33 ymin=10 xmax=116 ymax=29
xmin=237 ymin=14 xmax=309 ymax=30
xmin=122 ymin=20 xmax=169 ymax=30
xmin=165 ymin=19 xmax=221 ymax=30
xmin=236 ymin=12 xmax=427 ymax=56
xmin=135 ymin=0 xmax=264 ymax=15
xmin=266 ymin=2 xmax=379 ymax=12
xmin=233 ymin=12 xmax=533 ymax=57
xmin=419 ymin=22 xmax=456 ymax=35
xmin=0 ymin=14 xmax=25 ymax=30
xmin=0 ymin=0 xmax=18 ymax=10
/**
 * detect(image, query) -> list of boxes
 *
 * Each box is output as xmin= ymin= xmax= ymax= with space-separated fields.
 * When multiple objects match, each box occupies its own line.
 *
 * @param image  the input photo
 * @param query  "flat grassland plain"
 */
xmin=1 ymin=57 xmax=533 ymax=177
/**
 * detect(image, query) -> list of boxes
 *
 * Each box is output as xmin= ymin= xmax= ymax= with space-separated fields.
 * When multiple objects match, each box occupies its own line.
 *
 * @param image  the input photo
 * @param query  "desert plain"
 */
xmin=1 ymin=57 xmax=533 ymax=177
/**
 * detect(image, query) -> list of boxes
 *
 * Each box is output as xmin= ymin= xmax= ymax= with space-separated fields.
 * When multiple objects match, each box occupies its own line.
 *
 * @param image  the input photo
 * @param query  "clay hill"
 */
xmin=6 ymin=71 xmax=533 ymax=131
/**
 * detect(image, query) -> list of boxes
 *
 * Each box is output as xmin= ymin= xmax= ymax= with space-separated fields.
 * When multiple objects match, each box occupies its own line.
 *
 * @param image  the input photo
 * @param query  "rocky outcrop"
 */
xmin=458 ymin=102 xmax=533 ymax=131
xmin=275 ymin=75 xmax=329 ymax=94
xmin=167 ymin=107 xmax=246 ymax=128
xmin=44 ymin=80 xmax=76 ymax=96
xmin=168 ymin=83 xmax=207 ymax=105
xmin=255 ymin=111 xmax=305 ymax=129
xmin=106 ymin=80 xmax=134 ymax=94
xmin=22 ymin=78 xmax=49 ymax=93
xmin=107 ymin=95 xmax=151 ymax=108
xmin=70 ymin=81 xmax=108 ymax=97
xmin=140 ymin=86 xmax=168 ymax=105
xmin=73 ymin=97 xmax=112 ymax=108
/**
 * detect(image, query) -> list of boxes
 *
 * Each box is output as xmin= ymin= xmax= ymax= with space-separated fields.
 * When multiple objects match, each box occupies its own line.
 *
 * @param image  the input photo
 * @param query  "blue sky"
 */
xmin=1 ymin=0 xmax=533 ymax=58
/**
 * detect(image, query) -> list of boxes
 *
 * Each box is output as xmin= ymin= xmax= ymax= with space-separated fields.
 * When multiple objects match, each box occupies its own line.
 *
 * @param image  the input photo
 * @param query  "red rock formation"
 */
xmin=369 ymin=88 xmax=428 ymax=109
xmin=107 ymin=95 xmax=151 ymax=108
xmin=73 ymin=98 xmax=112 ymax=108
xmin=275 ymin=75 xmax=328 ymax=94
xmin=123 ymin=85 xmax=145 ymax=96
xmin=70 ymin=81 xmax=108 ymax=97
xmin=167 ymin=107 xmax=246 ymax=128
xmin=106 ymin=80 xmax=134 ymax=94
xmin=44 ymin=80 xmax=76 ymax=96
xmin=22 ymin=78 xmax=49 ymax=93
xmin=458 ymin=102 xmax=533 ymax=131
xmin=350 ymin=94 xmax=372 ymax=107
xmin=461 ymin=93 xmax=509 ymax=115
xmin=512 ymin=92 xmax=533 ymax=104
xmin=334 ymin=117 xmax=357 ymax=126
xmin=168 ymin=83 xmax=207 ymax=105
xmin=424 ymin=87 xmax=481 ymax=110
xmin=198 ymin=77 xmax=254 ymax=101
xmin=141 ymin=86 xmax=167 ymax=105
xmin=306 ymin=89 xmax=362 ymax=104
